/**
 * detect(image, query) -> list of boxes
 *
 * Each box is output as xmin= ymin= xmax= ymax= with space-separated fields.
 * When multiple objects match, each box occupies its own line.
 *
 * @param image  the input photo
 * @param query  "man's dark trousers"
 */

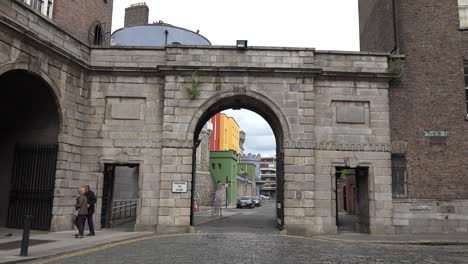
xmin=84 ymin=189 xmax=96 ymax=235
xmin=86 ymin=213 xmax=95 ymax=235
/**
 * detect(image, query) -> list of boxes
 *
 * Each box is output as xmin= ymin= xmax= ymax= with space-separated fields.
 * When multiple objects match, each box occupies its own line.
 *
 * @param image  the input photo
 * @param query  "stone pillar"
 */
xmin=283 ymin=147 xmax=316 ymax=235
xmin=156 ymin=144 xmax=192 ymax=233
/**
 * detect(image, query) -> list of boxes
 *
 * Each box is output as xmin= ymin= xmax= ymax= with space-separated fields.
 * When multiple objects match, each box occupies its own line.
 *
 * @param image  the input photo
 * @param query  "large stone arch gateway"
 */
xmin=188 ymin=92 xmax=288 ymax=228
xmin=1 ymin=2 xmax=394 ymax=235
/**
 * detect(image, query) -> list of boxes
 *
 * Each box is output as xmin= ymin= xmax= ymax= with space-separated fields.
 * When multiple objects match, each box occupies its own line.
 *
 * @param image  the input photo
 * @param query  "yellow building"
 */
xmin=219 ymin=113 xmax=240 ymax=154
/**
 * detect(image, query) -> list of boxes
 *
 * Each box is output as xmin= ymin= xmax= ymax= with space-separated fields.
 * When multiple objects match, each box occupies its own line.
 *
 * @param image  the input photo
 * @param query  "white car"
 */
xmin=236 ymin=196 xmax=255 ymax=209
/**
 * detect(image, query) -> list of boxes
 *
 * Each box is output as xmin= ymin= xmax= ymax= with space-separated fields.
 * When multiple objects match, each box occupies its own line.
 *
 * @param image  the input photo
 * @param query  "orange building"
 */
xmin=209 ymin=113 xmax=240 ymax=154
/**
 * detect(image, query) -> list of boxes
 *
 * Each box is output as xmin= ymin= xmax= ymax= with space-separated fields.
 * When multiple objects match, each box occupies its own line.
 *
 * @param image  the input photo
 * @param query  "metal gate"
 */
xmin=276 ymin=150 xmax=284 ymax=229
xmin=7 ymin=143 xmax=58 ymax=231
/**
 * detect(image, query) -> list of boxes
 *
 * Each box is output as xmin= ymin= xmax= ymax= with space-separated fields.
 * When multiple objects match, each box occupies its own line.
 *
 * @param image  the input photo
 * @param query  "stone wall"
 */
xmin=195 ymin=128 xmax=213 ymax=206
xmin=0 ymin=1 xmax=93 ymax=231
xmin=236 ymin=179 xmax=255 ymax=200
xmin=195 ymin=171 xmax=214 ymax=206
xmin=393 ymin=200 xmax=468 ymax=233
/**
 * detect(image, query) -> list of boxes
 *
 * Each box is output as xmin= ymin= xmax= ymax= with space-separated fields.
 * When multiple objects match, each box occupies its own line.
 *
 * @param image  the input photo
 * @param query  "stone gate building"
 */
xmin=3 ymin=0 xmax=457 ymax=236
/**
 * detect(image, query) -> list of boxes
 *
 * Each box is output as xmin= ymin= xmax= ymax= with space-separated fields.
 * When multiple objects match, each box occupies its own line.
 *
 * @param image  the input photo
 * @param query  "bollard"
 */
xmin=20 ymin=215 xmax=34 ymax=257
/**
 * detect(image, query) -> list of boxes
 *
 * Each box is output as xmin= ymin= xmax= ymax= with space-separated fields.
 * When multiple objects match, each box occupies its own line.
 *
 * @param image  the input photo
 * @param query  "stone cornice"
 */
xmin=284 ymin=141 xmax=391 ymax=152
xmin=157 ymin=65 xmax=323 ymax=75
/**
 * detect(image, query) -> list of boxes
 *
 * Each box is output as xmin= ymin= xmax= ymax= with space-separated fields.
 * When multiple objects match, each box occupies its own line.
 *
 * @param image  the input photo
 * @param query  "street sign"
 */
xmin=172 ymin=181 xmax=188 ymax=193
xmin=424 ymin=131 xmax=448 ymax=137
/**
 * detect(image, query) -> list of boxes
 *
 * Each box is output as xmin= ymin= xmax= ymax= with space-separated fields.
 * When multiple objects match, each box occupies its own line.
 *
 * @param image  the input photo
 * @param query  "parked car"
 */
xmin=237 ymin=196 xmax=255 ymax=209
xmin=260 ymin=195 xmax=270 ymax=200
xmin=252 ymin=196 xmax=261 ymax=207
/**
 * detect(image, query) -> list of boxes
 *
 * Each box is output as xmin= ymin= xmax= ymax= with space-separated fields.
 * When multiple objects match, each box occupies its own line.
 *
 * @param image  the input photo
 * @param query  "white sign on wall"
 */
xmin=172 ymin=181 xmax=188 ymax=193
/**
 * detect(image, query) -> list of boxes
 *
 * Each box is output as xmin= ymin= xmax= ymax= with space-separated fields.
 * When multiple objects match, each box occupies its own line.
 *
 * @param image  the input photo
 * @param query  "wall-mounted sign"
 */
xmin=424 ymin=131 xmax=449 ymax=137
xmin=172 ymin=181 xmax=188 ymax=193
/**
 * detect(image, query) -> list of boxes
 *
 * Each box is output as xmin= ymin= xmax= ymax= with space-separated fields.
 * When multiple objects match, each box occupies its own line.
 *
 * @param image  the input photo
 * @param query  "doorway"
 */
xmin=0 ymin=70 xmax=60 ymax=231
xmin=335 ymin=167 xmax=369 ymax=233
xmin=101 ymin=164 xmax=139 ymax=230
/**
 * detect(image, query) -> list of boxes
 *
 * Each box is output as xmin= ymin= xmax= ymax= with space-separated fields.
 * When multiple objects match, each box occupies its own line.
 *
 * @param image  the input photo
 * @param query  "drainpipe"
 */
xmin=391 ymin=0 xmax=400 ymax=54
xmin=164 ymin=30 xmax=169 ymax=45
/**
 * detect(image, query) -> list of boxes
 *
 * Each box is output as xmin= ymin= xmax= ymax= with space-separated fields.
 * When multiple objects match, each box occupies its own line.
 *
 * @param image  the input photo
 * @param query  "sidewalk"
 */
xmin=193 ymin=206 xmax=239 ymax=226
xmin=0 ymin=228 xmax=151 ymax=264
xmin=313 ymin=232 xmax=468 ymax=246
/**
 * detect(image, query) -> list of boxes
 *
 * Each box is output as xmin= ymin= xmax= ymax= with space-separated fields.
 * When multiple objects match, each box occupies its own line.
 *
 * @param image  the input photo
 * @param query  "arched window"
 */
xmin=92 ymin=24 xmax=104 ymax=46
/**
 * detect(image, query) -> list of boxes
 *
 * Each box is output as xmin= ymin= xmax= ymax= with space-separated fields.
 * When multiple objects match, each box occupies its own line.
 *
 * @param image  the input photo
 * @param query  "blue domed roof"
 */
xmin=111 ymin=24 xmax=211 ymax=46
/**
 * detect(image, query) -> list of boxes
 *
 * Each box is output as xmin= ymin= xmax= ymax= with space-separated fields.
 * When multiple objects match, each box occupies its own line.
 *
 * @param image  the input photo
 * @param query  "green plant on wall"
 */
xmin=387 ymin=59 xmax=404 ymax=81
xmin=186 ymin=71 xmax=201 ymax=100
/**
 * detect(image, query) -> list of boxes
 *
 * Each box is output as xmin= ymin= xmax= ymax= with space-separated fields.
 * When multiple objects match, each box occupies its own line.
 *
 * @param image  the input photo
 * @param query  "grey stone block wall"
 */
xmin=393 ymin=200 xmax=468 ymax=233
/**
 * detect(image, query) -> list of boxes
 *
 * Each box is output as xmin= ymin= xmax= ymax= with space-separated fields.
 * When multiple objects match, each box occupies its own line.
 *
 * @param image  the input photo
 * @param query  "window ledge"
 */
xmin=459 ymin=27 xmax=468 ymax=31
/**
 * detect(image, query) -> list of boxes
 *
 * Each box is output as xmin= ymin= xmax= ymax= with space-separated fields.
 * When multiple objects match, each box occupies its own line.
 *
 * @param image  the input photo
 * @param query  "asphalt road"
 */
xmin=30 ymin=201 xmax=468 ymax=264
xmin=195 ymin=199 xmax=278 ymax=234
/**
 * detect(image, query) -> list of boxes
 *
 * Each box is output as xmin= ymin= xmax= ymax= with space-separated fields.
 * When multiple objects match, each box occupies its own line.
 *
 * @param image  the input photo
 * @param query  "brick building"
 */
xmin=19 ymin=0 xmax=113 ymax=45
xmin=359 ymin=0 xmax=468 ymax=233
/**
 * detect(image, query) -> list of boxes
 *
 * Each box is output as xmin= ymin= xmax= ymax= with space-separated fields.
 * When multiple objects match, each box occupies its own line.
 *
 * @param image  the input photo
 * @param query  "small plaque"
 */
xmin=172 ymin=181 xmax=188 ymax=193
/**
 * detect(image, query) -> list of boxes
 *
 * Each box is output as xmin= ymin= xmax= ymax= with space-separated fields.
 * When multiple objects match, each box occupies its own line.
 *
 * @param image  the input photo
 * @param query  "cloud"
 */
xmin=221 ymin=109 xmax=276 ymax=157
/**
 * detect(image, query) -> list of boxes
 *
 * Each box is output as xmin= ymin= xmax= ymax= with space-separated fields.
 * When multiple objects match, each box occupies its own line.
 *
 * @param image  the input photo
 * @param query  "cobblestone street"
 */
xmin=29 ymin=201 xmax=468 ymax=264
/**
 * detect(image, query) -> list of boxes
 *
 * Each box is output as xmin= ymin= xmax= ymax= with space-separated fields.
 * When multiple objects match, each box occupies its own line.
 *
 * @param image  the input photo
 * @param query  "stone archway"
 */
xmin=189 ymin=93 xmax=288 ymax=229
xmin=0 ymin=69 xmax=61 ymax=230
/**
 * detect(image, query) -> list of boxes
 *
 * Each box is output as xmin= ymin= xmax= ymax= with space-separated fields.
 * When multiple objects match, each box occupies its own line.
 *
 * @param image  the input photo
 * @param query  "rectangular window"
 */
xmin=23 ymin=0 xmax=53 ymax=18
xmin=391 ymin=155 xmax=407 ymax=198
xmin=459 ymin=0 xmax=468 ymax=28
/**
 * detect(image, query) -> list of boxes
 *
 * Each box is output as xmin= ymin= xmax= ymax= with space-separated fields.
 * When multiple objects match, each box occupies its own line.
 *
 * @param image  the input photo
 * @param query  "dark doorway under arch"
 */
xmin=0 ymin=70 xmax=60 ymax=230
xmin=190 ymin=95 xmax=285 ymax=230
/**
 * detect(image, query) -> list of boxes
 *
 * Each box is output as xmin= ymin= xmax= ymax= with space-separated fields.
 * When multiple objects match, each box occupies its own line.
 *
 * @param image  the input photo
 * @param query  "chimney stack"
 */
xmin=124 ymin=2 xmax=149 ymax=28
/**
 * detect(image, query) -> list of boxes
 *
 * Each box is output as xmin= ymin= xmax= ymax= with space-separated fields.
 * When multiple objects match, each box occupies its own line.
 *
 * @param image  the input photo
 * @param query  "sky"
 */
xmin=111 ymin=0 xmax=360 ymax=50
xmin=222 ymin=109 xmax=276 ymax=157
xmin=111 ymin=0 xmax=360 ymax=157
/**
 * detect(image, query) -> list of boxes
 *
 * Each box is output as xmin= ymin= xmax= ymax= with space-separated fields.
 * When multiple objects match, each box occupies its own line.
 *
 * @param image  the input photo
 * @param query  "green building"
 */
xmin=209 ymin=150 xmax=238 ymax=204
xmin=237 ymin=163 xmax=256 ymax=181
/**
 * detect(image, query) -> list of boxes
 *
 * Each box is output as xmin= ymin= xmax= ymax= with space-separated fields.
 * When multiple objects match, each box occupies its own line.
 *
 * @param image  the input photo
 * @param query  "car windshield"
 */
xmin=240 ymin=197 xmax=250 ymax=200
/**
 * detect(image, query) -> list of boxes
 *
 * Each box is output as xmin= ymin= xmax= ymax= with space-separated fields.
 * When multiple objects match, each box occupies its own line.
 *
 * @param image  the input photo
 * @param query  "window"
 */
xmin=211 ymin=163 xmax=215 ymax=170
xmin=459 ymin=0 xmax=468 ymax=28
xmin=93 ymin=24 xmax=104 ymax=46
xmin=391 ymin=155 xmax=407 ymax=198
xmin=23 ymin=0 xmax=53 ymax=18
xmin=218 ymin=163 xmax=222 ymax=169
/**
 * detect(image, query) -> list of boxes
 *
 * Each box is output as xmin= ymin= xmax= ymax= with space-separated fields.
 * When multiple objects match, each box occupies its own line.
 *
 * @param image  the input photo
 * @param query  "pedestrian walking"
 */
xmin=74 ymin=187 xmax=88 ymax=238
xmin=83 ymin=184 xmax=96 ymax=236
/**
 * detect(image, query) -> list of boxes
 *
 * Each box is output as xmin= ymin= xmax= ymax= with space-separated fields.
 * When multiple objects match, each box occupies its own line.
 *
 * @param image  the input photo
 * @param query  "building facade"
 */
xmin=19 ymin=0 xmax=113 ymax=45
xmin=0 ymin=0 xmax=414 ymax=235
xmin=239 ymin=153 xmax=262 ymax=195
xmin=259 ymin=157 xmax=277 ymax=198
xmin=359 ymin=0 xmax=468 ymax=233
xmin=209 ymin=151 xmax=239 ymax=204
xmin=209 ymin=113 xmax=240 ymax=154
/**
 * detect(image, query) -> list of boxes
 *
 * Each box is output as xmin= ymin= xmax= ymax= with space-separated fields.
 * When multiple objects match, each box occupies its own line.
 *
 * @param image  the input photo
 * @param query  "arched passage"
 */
xmin=190 ymin=94 xmax=287 ymax=229
xmin=0 ymin=70 xmax=60 ymax=230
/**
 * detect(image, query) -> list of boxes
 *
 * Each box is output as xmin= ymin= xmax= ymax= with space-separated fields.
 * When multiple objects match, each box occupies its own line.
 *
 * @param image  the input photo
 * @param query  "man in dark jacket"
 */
xmin=83 ymin=184 xmax=96 ymax=236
